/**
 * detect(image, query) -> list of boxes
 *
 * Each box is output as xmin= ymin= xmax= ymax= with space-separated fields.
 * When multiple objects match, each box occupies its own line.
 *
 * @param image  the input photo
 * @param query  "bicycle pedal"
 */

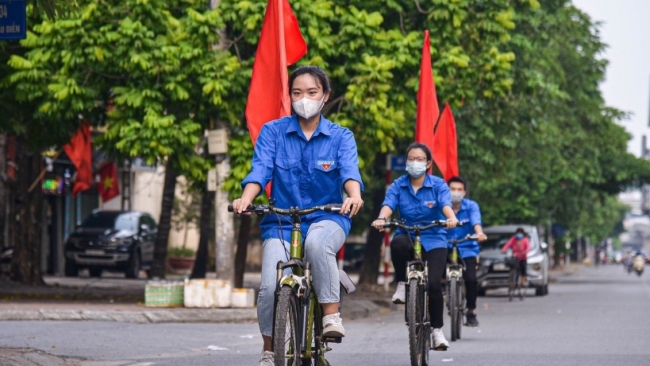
xmin=322 ymin=336 xmax=342 ymax=344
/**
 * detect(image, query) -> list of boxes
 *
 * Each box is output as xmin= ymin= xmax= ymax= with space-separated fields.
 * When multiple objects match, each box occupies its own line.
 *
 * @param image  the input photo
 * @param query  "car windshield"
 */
xmin=480 ymin=233 xmax=513 ymax=250
xmin=80 ymin=212 xmax=137 ymax=231
xmin=480 ymin=231 xmax=538 ymax=252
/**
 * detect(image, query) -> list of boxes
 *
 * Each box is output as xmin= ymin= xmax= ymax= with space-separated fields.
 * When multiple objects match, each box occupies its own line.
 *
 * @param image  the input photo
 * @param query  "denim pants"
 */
xmin=258 ymin=220 xmax=345 ymax=337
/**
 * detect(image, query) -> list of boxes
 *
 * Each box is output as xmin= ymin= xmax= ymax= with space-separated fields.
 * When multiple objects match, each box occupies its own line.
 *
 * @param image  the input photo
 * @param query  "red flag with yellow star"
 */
xmin=98 ymin=162 xmax=120 ymax=202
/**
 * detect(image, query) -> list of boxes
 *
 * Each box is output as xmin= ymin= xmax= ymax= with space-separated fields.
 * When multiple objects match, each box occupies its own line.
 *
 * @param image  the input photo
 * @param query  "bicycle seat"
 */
xmin=339 ymin=269 xmax=356 ymax=294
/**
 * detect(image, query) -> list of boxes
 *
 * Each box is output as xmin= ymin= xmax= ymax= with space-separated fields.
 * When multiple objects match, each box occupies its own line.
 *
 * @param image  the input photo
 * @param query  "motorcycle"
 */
xmin=633 ymin=254 xmax=644 ymax=276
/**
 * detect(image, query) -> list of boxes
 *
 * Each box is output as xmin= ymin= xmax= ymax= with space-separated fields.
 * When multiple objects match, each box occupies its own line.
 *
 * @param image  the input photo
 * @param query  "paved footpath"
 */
xmin=0 ymin=272 xmax=386 ymax=324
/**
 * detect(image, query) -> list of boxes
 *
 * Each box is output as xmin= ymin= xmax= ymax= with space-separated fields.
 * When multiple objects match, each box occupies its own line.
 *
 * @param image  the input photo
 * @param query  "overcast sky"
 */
xmin=571 ymin=0 xmax=650 ymax=157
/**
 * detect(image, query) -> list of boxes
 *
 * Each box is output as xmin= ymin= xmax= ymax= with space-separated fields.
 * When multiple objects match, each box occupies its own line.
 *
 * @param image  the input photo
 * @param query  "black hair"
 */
xmin=447 ymin=176 xmax=467 ymax=190
xmin=289 ymin=66 xmax=331 ymax=94
xmin=516 ymin=227 xmax=525 ymax=234
xmin=406 ymin=142 xmax=432 ymax=162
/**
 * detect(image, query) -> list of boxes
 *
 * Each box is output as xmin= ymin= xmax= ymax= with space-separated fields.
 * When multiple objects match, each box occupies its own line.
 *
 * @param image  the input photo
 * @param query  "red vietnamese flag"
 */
xmin=245 ymin=0 xmax=307 ymax=144
xmin=245 ymin=0 xmax=307 ymax=197
xmin=97 ymin=162 xmax=120 ymax=202
xmin=415 ymin=30 xmax=440 ymax=172
xmin=62 ymin=122 xmax=93 ymax=197
xmin=433 ymin=103 xmax=459 ymax=181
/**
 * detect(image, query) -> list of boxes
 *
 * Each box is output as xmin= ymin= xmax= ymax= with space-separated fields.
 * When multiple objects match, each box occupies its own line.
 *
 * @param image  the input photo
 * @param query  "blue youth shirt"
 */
xmin=381 ymin=174 xmax=451 ymax=251
xmin=241 ymin=115 xmax=364 ymax=243
xmin=447 ymin=198 xmax=482 ymax=258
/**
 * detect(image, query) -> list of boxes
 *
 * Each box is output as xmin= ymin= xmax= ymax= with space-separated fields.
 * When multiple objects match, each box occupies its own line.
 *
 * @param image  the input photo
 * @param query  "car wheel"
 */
xmin=125 ymin=252 xmax=140 ymax=279
xmin=64 ymin=260 xmax=78 ymax=277
xmin=89 ymin=267 xmax=102 ymax=278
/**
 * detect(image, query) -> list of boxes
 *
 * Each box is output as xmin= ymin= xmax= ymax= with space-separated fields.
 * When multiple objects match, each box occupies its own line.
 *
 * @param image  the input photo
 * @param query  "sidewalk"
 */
xmin=0 ymin=272 xmax=390 ymax=323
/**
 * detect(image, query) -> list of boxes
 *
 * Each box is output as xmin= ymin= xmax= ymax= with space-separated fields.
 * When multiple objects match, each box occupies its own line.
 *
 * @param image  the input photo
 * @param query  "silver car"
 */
xmin=476 ymin=225 xmax=550 ymax=296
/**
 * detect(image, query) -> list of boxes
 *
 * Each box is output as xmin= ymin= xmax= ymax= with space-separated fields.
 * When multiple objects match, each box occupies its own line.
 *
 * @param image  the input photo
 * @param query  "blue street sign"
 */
xmin=391 ymin=155 xmax=406 ymax=173
xmin=0 ymin=0 xmax=27 ymax=41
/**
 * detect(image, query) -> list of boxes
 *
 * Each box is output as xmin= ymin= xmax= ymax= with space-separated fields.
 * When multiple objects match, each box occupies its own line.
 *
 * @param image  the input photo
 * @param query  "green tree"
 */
xmin=219 ymin=0 xmax=528 ymax=285
xmin=5 ymin=0 xmax=246 ymax=279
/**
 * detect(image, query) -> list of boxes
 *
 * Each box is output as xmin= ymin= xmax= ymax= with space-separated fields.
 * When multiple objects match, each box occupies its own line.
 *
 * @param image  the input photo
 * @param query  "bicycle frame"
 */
xmin=405 ymin=232 xmax=429 ymax=325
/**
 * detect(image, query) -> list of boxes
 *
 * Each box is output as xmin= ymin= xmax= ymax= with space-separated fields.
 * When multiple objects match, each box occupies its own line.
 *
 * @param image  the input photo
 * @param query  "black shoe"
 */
xmin=465 ymin=313 xmax=479 ymax=327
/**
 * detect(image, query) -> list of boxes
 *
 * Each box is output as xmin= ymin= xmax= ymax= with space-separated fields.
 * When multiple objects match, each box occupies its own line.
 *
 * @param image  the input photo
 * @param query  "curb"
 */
xmin=0 ymin=300 xmax=388 ymax=324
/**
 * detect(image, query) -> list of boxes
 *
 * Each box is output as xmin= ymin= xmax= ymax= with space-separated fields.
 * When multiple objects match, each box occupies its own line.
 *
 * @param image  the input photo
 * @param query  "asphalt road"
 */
xmin=1 ymin=264 xmax=649 ymax=366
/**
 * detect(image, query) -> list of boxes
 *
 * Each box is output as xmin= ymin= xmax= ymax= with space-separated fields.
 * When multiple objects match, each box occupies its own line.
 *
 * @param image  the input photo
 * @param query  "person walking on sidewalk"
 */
xmin=231 ymin=66 xmax=365 ymax=366
xmin=446 ymin=176 xmax=487 ymax=327
xmin=372 ymin=142 xmax=459 ymax=351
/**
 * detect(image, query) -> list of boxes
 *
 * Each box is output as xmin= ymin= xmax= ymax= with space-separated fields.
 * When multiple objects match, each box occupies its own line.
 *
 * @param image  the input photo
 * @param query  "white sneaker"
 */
xmin=323 ymin=312 xmax=346 ymax=337
xmin=259 ymin=350 xmax=274 ymax=366
xmin=432 ymin=328 xmax=449 ymax=351
xmin=392 ymin=282 xmax=406 ymax=304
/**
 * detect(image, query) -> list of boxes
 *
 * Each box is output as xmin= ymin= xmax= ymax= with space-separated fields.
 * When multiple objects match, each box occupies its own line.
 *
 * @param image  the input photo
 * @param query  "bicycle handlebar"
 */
xmin=227 ymin=204 xmax=343 ymax=216
xmin=448 ymin=234 xmax=478 ymax=245
xmin=380 ymin=220 xmax=461 ymax=232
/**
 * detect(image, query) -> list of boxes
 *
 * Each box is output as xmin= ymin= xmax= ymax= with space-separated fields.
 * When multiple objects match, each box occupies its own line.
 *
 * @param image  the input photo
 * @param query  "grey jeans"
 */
xmin=258 ymin=220 xmax=345 ymax=337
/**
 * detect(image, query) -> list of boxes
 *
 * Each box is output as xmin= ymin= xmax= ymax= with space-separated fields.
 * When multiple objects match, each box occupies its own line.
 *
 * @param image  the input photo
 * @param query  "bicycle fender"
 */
xmin=279 ymin=274 xmax=304 ymax=290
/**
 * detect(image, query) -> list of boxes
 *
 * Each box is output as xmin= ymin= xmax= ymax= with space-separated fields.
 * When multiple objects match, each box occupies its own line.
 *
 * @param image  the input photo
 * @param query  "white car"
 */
xmin=476 ymin=225 xmax=550 ymax=296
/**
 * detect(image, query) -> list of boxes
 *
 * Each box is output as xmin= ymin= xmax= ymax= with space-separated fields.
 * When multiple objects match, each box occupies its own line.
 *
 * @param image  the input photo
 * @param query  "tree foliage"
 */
xmin=3 ymin=0 xmax=649 ymax=283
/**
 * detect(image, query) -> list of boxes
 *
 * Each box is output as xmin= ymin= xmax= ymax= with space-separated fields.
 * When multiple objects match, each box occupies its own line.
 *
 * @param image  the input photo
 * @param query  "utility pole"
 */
xmin=209 ymin=0 xmax=234 ymax=286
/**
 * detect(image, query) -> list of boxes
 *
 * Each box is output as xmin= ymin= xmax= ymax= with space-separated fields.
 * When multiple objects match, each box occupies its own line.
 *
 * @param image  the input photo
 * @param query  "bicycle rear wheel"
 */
xmin=450 ymin=277 xmax=459 ymax=341
xmin=407 ymin=278 xmax=427 ymax=366
xmin=457 ymin=278 xmax=464 ymax=340
xmin=273 ymin=286 xmax=301 ymax=366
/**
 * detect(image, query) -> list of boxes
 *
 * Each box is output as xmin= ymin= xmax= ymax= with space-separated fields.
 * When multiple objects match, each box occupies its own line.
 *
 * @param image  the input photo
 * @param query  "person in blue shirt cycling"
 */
xmin=372 ymin=142 xmax=459 ymax=351
xmin=231 ymin=66 xmax=365 ymax=366
xmin=446 ymin=176 xmax=487 ymax=327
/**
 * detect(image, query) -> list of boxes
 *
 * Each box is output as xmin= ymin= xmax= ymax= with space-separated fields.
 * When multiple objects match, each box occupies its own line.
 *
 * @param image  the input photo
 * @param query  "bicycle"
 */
xmin=445 ymin=235 xmax=476 ymax=342
xmin=228 ymin=203 xmax=355 ymax=366
xmin=379 ymin=219 xmax=451 ymax=366
xmin=506 ymin=253 xmax=526 ymax=302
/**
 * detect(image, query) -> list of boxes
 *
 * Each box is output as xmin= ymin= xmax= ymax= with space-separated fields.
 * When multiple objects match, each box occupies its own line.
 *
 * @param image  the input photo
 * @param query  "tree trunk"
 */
xmin=190 ymin=190 xmax=214 ymax=279
xmin=0 ymin=133 xmax=7 ymax=250
xmin=233 ymin=214 xmax=252 ymax=288
xmin=358 ymin=152 xmax=387 ymax=286
xmin=10 ymin=139 xmax=44 ymax=285
xmin=149 ymin=165 xmax=178 ymax=279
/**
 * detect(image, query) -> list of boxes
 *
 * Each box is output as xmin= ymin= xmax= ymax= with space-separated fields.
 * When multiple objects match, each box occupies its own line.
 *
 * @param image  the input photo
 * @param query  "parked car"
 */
xmin=476 ymin=225 xmax=550 ymax=296
xmin=64 ymin=210 xmax=157 ymax=278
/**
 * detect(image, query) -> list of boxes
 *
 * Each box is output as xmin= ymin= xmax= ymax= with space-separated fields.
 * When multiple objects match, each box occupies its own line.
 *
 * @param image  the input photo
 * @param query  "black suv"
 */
xmin=64 ymin=210 xmax=157 ymax=278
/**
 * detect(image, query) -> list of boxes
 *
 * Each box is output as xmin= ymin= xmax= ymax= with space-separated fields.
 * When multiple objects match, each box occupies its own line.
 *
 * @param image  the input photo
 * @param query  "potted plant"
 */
xmin=168 ymin=246 xmax=196 ymax=271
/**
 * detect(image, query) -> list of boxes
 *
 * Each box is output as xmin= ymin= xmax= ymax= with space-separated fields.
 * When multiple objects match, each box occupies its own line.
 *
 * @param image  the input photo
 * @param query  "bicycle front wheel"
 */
xmin=449 ymin=277 xmax=459 ymax=342
xmin=508 ymin=269 xmax=516 ymax=302
xmin=273 ymin=286 xmax=301 ymax=366
xmin=407 ymin=278 xmax=428 ymax=366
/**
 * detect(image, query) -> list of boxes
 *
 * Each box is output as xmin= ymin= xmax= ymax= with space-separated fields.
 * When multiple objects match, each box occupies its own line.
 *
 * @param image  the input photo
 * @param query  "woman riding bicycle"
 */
xmin=231 ymin=66 xmax=364 ymax=366
xmin=371 ymin=142 xmax=459 ymax=351
xmin=501 ymin=228 xmax=530 ymax=287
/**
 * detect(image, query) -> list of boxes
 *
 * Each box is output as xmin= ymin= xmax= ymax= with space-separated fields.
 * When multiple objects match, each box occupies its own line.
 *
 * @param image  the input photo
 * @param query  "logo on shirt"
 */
xmin=317 ymin=160 xmax=334 ymax=171
xmin=424 ymin=201 xmax=436 ymax=208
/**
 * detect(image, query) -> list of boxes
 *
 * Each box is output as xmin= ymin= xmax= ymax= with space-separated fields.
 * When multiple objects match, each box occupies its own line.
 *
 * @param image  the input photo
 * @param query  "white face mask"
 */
xmin=406 ymin=161 xmax=427 ymax=178
xmin=451 ymin=192 xmax=465 ymax=204
xmin=292 ymin=96 xmax=325 ymax=119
